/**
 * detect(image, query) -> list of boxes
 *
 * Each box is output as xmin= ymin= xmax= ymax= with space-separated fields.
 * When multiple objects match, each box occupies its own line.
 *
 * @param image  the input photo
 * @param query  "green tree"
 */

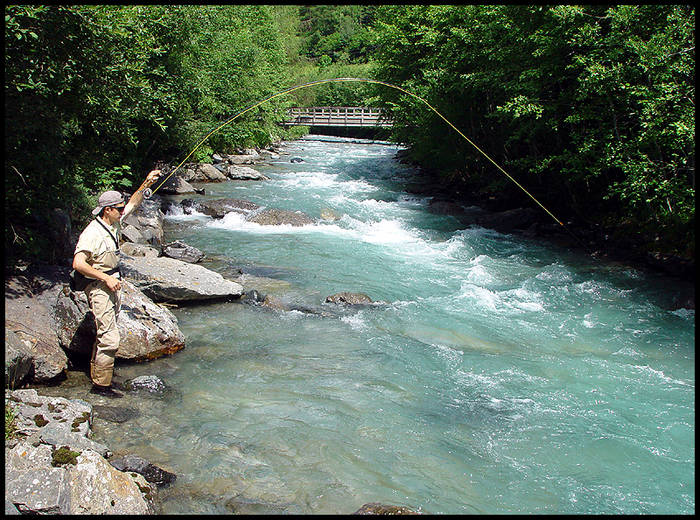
xmin=372 ymin=5 xmax=694 ymax=257
xmin=5 ymin=5 xmax=293 ymax=265
xmin=299 ymin=5 xmax=377 ymax=65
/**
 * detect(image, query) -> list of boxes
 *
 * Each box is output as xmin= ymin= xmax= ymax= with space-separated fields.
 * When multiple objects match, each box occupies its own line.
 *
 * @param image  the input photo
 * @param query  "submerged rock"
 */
xmin=109 ymin=454 xmax=176 ymax=488
xmin=247 ymin=208 xmax=314 ymax=227
xmin=196 ymin=198 xmax=261 ymax=218
xmin=320 ymin=208 xmax=342 ymax=221
xmin=93 ymin=404 xmax=140 ymax=424
xmin=241 ymin=289 xmax=266 ymax=305
xmin=123 ymin=375 xmax=167 ymax=394
xmin=325 ymin=292 xmax=373 ymax=305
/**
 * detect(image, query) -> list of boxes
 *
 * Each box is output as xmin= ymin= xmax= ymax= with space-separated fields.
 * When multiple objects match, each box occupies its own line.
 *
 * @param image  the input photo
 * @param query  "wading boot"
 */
xmin=90 ymin=384 xmax=124 ymax=398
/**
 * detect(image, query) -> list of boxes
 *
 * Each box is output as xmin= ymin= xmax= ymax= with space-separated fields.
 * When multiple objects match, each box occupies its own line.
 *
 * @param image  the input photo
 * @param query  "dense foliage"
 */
xmin=5 ymin=5 xmax=292 ymax=262
xmin=371 ymin=5 xmax=694 ymax=256
xmin=4 ymin=5 xmax=695 ymax=266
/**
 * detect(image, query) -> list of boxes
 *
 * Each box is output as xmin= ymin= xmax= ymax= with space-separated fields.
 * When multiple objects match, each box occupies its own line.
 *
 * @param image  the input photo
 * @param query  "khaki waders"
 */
xmin=85 ymin=249 xmax=121 ymax=387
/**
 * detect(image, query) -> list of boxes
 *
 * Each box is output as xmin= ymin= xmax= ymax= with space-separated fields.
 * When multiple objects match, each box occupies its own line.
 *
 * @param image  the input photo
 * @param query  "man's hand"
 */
xmin=145 ymin=169 xmax=161 ymax=186
xmin=104 ymin=275 xmax=122 ymax=292
xmin=73 ymin=252 xmax=121 ymax=292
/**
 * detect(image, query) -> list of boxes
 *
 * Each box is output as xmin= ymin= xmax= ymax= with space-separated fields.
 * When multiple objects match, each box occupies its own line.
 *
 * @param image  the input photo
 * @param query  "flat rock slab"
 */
xmin=6 ymin=389 xmax=110 ymax=457
xmin=120 ymin=256 xmax=243 ymax=303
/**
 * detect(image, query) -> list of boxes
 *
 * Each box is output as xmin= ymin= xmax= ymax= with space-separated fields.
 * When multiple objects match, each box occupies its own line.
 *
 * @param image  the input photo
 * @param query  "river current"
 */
xmin=102 ymin=136 xmax=693 ymax=514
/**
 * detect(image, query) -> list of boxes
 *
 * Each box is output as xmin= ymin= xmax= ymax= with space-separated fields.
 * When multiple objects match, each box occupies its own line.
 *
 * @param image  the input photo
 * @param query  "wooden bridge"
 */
xmin=281 ymin=107 xmax=392 ymax=128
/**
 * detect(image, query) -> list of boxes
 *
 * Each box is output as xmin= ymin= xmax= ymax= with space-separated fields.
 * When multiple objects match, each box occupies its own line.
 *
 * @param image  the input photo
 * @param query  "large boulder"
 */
xmin=120 ymin=255 xmax=244 ymax=303
xmin=226 ymin=152 xmax=259 ymax=165
xmin=120 ymin=242 xmax=160 ymax=258
xmin=247 ymin=208 xmax=314 ymax=227
xmin=156 ymin=173 xmax=197 ymax=195
xmin=196 ymin=163 xmax=228 ymax=182
xmin=54 ymin=280 xmax=186 ymax=362
xmin=5 ymin=266 xmax=69 ymax=383
xmin=5 ymin=329 xmax=34 ymax=388
xmin=121 ymin=198 xmax=165 ymax=251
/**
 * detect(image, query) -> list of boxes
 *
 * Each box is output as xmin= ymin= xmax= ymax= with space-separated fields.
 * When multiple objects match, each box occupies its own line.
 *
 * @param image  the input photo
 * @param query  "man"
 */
xmin=72 ymin=169 xmax=161 ymax=398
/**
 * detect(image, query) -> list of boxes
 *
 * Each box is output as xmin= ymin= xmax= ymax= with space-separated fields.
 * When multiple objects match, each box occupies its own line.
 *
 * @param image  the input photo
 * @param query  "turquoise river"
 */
xmin=101 ymin=136 xmax=694 ymax=514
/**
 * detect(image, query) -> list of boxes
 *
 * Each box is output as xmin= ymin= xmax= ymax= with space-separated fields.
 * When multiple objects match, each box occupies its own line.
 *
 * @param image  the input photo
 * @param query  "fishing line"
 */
xmin=150 ymin=77 xmax=577 ymax=239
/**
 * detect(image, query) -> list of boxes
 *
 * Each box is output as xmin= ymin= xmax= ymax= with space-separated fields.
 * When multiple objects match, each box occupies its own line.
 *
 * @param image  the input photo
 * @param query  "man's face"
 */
xmin=103 ymin=204 xmax=125 ymax=224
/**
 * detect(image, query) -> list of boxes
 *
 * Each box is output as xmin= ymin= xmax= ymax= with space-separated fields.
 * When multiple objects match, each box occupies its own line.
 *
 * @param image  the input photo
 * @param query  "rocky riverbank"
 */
xmin=394 ymin=149 xmax=696 ymax=294
xmin=5 ymin=143 xmax=422 ymax=515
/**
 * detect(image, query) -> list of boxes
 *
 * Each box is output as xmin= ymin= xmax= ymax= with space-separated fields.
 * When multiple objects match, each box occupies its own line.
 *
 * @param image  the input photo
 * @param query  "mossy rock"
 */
xmin=33 ymin=414 xmax=49 ymax=427
xmin=52 ymin=446 xmax=81 ymax=467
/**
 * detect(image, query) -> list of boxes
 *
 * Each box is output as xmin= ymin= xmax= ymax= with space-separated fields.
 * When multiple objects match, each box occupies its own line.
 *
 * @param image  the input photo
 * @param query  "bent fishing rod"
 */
xmin=147 ymin=77 xmax=583 ymax=245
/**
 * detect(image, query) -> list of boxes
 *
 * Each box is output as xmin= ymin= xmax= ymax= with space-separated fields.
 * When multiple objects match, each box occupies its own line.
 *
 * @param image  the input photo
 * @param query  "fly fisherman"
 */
xmin=72 ymin=169 xmax=161 ymax=398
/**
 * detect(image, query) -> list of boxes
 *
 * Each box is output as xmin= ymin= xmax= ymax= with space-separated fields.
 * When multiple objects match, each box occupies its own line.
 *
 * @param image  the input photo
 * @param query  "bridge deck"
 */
xmin=282 ymin=107 xmax=392 ymax=128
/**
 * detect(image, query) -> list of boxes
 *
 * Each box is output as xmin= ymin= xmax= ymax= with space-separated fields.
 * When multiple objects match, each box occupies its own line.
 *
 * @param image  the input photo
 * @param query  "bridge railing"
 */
xmin=283 ymin=107 xmax=392 ymax=127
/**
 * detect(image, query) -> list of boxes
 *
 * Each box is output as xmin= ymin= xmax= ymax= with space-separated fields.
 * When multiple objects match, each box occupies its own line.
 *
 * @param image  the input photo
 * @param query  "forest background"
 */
xmin=4 ymin=5 xmax=695 ymax=270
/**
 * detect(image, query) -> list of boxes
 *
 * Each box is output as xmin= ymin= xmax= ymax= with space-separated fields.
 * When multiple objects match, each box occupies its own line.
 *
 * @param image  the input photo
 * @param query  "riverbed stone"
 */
xmin=123 ymin=375 xmax=167 ymax=394
xmin=93 ymin=404 xmax=140 ymax=423
xmin=227 ymin=165 xmax=269 ymax=180
xmin=120 ymin=255 xmax=244 ymax=303
xmin=109 ymin=454 xmax=177 ymax=487
xmin=197 ymin=163 xmax=228 ymax=182
xmin=162 ymin=240 xmax=206 ymax=263
xmin=121 ymin=242 xmax=160 ymax=258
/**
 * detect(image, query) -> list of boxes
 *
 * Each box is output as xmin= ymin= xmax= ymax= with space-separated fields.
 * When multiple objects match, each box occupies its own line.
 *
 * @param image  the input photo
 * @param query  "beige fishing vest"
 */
xmin=73 ymin=217 xmax=121 ymax=279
